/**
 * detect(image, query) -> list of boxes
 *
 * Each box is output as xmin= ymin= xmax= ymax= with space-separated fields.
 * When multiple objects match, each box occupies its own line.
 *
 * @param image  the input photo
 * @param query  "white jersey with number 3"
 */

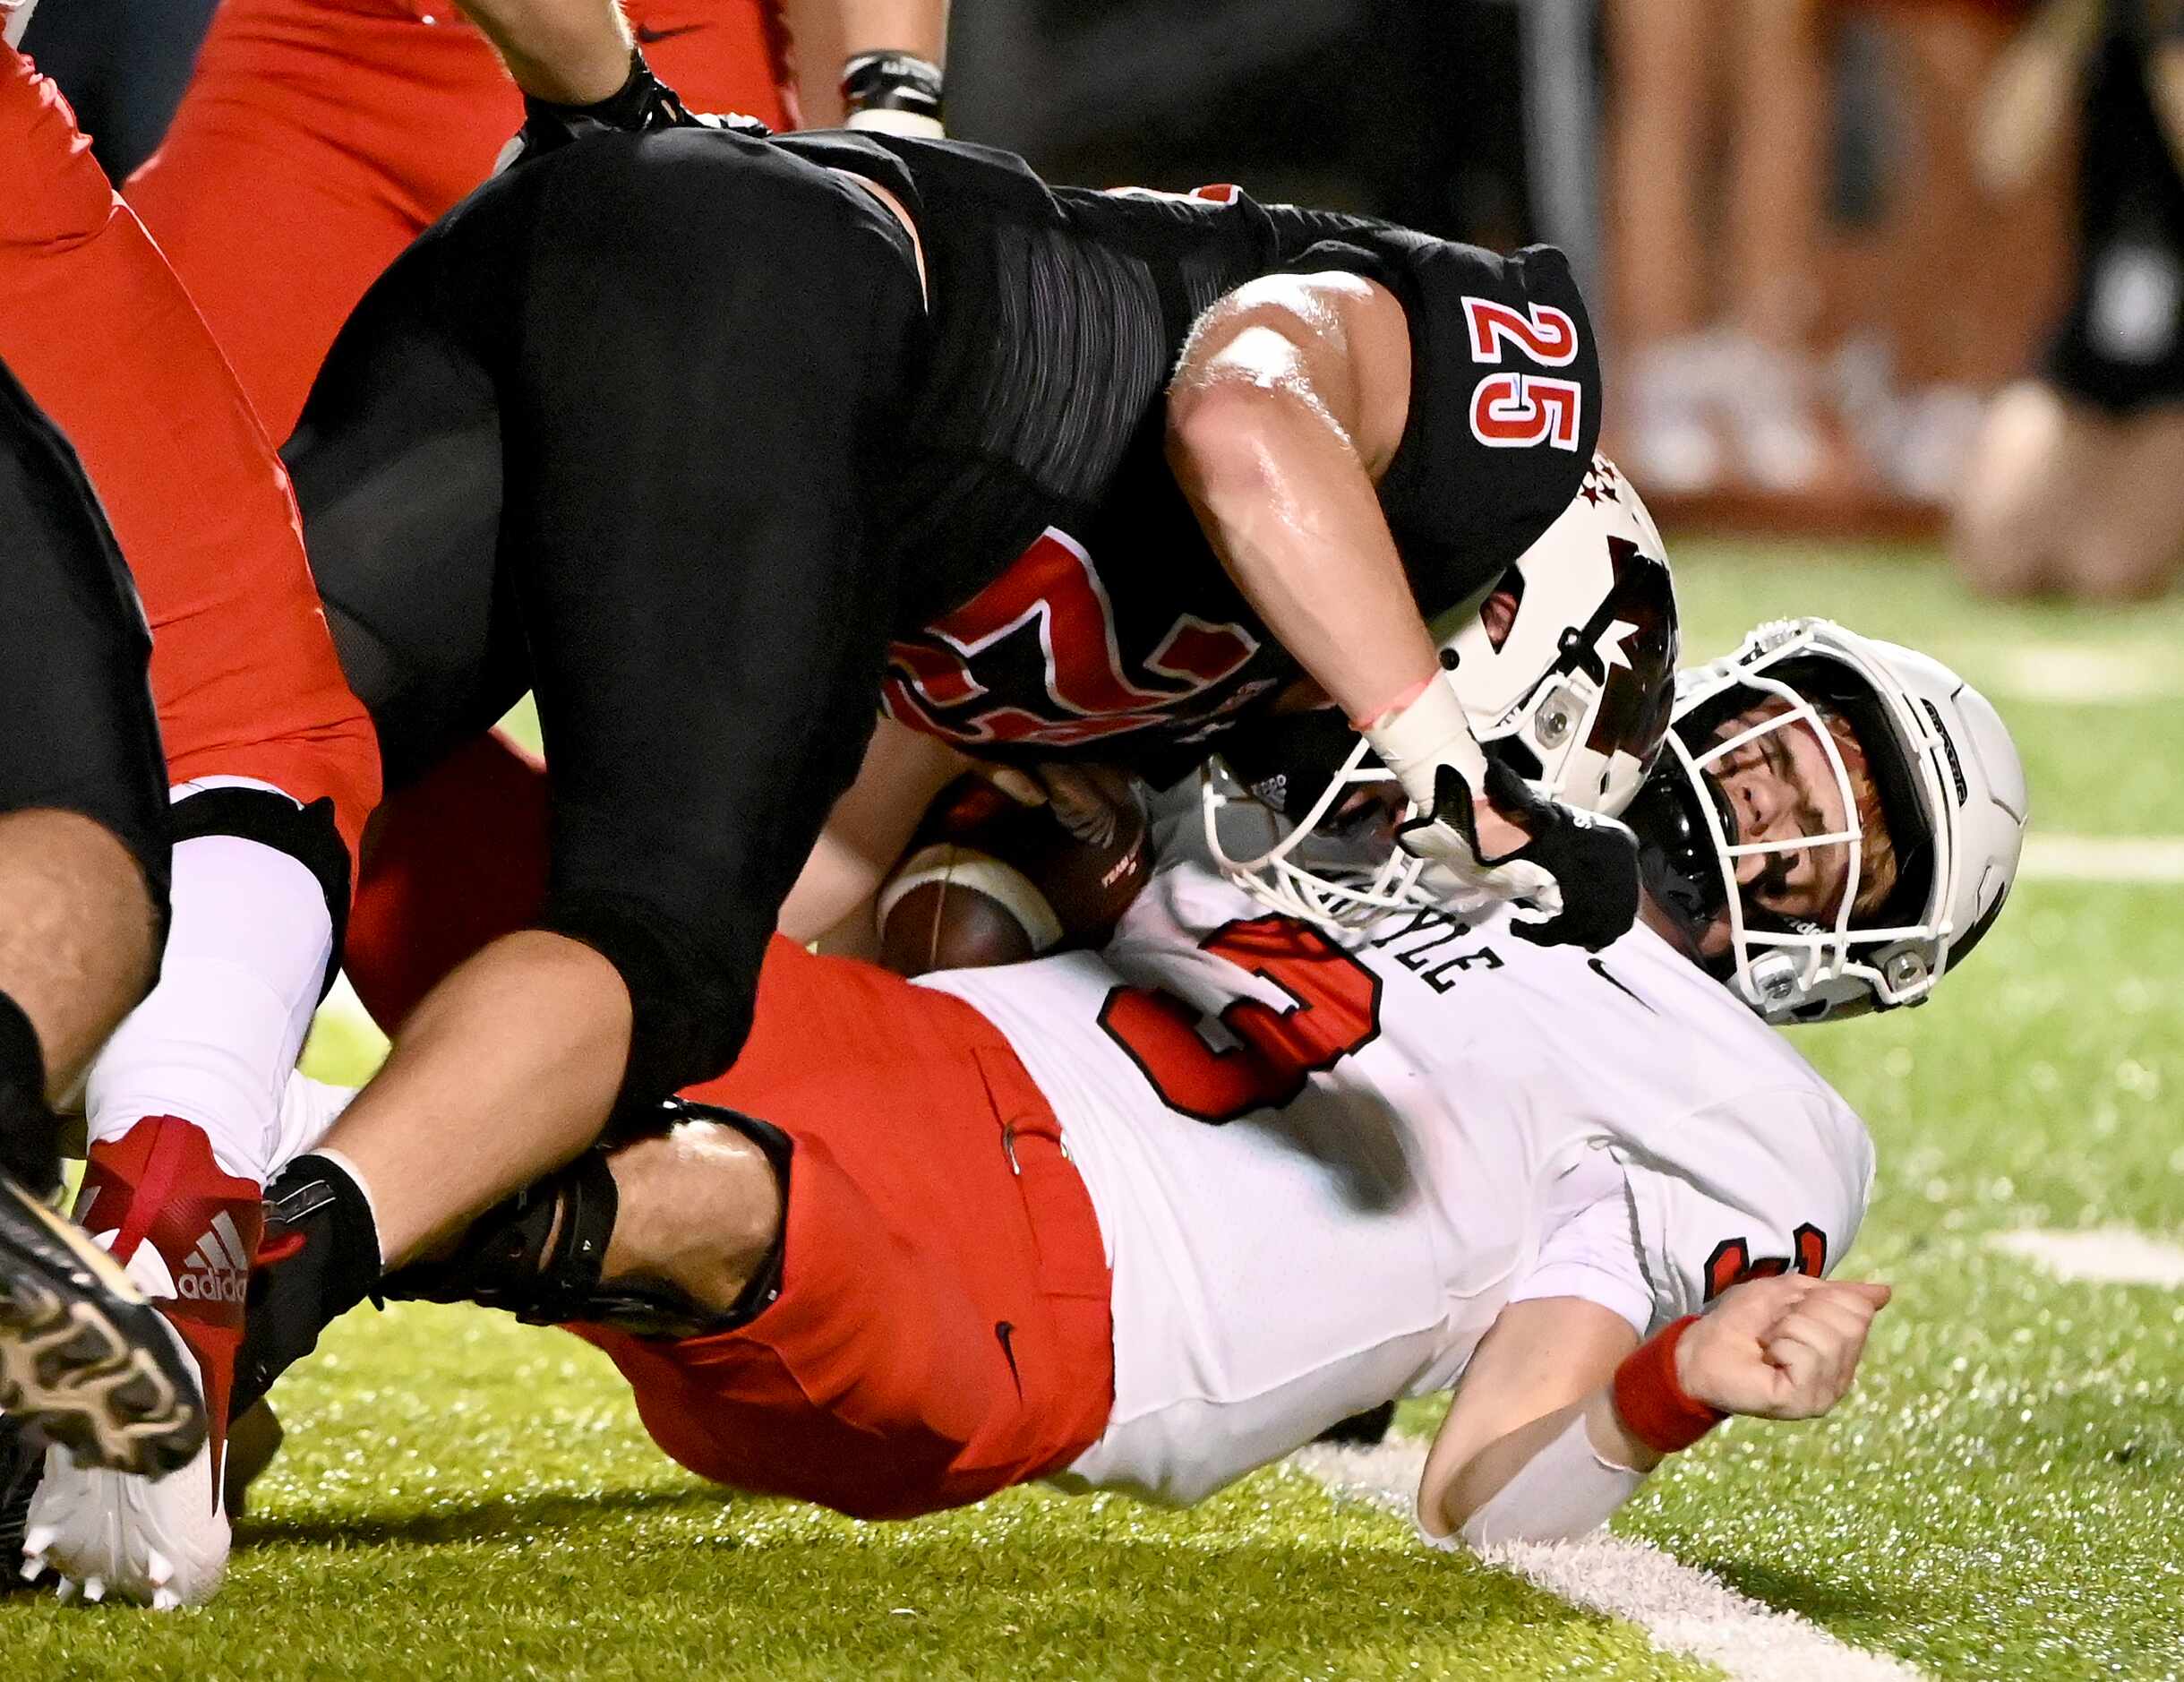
xmin=921 ymin=821 xmax=1873 ymax=1506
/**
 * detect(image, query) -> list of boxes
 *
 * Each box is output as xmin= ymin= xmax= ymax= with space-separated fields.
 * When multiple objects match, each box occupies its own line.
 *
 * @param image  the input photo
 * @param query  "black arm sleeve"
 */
xmin=1277 ymin=233 xmax=1603 ymax=615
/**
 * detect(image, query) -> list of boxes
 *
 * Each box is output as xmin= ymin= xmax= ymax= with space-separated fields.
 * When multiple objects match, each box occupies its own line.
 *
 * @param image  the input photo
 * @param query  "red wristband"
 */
xmin=1612 ymin=1316 xmax=1726 ymax=1455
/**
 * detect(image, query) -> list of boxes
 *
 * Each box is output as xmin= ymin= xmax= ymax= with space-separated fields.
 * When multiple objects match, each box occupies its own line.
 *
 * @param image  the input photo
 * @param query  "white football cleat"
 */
xmin=21 ymin=1315 xmax=231 ymax=1609
xmin=20 ymin=1115 xmax=269 ymax=1608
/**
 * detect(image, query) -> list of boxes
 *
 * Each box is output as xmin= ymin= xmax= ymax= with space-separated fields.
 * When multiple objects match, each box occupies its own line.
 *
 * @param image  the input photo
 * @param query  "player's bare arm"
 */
xmin=1169 ymin=272 xmax=1640 ymax=932
xmin=1419 ymin=1275 xmax=1893 ymax=1548
xmin=1167 ymin=273 xmax=1432 ymax=743
xmin=455 ymin=0 xmax=634 ymax=105
xmin=776 ymin=715 xmax=972 ymax=949
xmin=786 ymin=0 xmax=950 ymax=129
xmin=1974 ymin=0 xmax=2101 ymax=196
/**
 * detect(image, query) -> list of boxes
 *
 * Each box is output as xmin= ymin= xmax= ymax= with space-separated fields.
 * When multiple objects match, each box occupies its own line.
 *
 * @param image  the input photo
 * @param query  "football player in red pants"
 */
xmin=84 ymin=617 xmax=2011 ymax=1602
xmin=0 ymin=39 xmax=379 ymax=1576
xmin=125 ymin=0 xmax=951 ymax=442
xmin=120 ymin=0 xmax=947 ymax=1026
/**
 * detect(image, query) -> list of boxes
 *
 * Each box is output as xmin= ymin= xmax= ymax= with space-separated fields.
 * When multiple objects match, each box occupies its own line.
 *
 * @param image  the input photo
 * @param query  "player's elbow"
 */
xmin=1165 ymin=355 xmax=1342 ymax=514
xmin=1166 ymin=373 xmax=1284 ymax=500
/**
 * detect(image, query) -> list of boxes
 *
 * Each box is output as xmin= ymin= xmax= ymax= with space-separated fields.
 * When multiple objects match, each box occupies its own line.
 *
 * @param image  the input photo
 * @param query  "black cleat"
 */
xmin=0 ymin=1173 xmax=205 ymax=1478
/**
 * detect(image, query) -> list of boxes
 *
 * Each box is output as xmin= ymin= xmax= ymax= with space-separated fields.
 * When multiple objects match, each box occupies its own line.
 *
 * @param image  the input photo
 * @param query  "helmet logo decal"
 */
xmin=1921 ymin=699 xmax=1968 ymax=805
xmin=1596 ymin=618 xmax=1640 ymax=672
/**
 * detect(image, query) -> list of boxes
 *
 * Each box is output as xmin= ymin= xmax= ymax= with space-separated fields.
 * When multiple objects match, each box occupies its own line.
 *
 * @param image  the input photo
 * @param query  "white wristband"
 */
xmin=845 ymin=107 xmax=945 ymax=139
xmin=1361 ymin=675 xmax=1489 ymax=811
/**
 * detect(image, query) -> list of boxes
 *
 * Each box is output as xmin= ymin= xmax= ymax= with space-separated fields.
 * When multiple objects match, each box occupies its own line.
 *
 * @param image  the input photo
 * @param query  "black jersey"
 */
xmin=772 ymin=133 xmax=1603 ymax=766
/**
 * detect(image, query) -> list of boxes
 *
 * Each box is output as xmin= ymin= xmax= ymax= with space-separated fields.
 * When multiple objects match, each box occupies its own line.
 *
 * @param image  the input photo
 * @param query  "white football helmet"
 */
xmin=1203 ymin=453 xmax=1677 ymax=930
xmin=1625 ymin=617 xmax=2028 ymax=1024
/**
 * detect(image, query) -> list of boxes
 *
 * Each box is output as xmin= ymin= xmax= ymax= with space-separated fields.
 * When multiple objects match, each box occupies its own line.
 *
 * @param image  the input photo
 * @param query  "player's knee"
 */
xmin=535 ymin=888 xmax=762 ymax=1114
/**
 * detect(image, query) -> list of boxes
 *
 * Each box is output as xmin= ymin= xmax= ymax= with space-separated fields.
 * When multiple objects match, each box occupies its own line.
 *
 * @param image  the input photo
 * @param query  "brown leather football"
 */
xmin=876 ymin=767 xmax=1153 ymax=978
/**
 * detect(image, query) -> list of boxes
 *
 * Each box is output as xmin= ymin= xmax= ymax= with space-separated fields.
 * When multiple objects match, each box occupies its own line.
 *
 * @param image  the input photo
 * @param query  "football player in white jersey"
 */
xmin=26 ymin=617 xmax=2026 ymax=1602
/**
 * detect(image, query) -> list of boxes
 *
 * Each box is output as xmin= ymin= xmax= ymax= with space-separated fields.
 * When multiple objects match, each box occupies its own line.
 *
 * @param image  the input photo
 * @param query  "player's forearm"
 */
xmin=784 ymin=0 xmax=948 ymax=127
xmin=1432 ymin=1387 xmax=1659 ymax=1546
xmin=837 ymin=0 xmax=946 ymax=62
xmin=1974 ymin=0 xmax=2100 ymax=193
xmin=776 ymin=716 xmax=969 ymax=946
xmin=1169 ymin=363 xmax=1438 ymax=731
xmin=455 ymin=0 xmax=633 ymax=106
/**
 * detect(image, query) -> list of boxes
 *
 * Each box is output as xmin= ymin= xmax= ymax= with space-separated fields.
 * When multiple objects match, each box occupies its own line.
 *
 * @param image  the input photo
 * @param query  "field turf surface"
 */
xmin=7 ymin=541 xmax=2181 ymax=1680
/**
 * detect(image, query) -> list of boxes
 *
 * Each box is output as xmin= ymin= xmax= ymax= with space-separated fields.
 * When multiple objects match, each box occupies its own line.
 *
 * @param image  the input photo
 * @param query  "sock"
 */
xmin=86 ymin=829 xmax=332 ymax=1184
xmin=232 ymin=1152 xmax=382 ymax=1416
xmin=0 ymin=990 xmax=56 ymax=1191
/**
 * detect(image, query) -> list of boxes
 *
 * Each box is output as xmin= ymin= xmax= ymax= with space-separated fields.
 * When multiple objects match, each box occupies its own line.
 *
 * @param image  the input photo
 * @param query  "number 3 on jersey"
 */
xmin=1098 ymin=915 xmax=1382 ymax=1123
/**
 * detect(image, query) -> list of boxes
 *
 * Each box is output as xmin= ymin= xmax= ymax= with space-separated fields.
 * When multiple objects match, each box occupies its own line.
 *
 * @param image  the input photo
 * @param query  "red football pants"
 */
xmin=127 ymin=0 xmax=793 ymax=441
xmin=0 ymin=47 xmax=379 ymax=863
xmin=576 ymin=938 xmax=1115 ymax=1522
xmin=347 ymin=766 xmax=1118 ymax=1521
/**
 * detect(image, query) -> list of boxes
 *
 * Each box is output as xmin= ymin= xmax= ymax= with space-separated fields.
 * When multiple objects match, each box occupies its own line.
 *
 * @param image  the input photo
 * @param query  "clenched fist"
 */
xmin=1675 ymin=1274 xmax=1893 ymax=1420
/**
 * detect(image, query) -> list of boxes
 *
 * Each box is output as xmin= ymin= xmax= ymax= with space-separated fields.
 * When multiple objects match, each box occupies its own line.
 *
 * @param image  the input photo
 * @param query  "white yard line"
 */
xmin=1988 ymin=1227 xmax=2184 ymax=1287
xmin=1992 ymin=646 xmax=2181 ymax=706
xmin=1291 ymin=1440 xmax=1927 ymax=1682
xmin=2020 ymin=834 xmax=2184 ymax=885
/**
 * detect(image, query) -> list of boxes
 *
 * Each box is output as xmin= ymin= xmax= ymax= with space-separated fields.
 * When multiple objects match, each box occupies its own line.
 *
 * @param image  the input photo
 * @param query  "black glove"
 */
xmin=1477 ymin=759 xmax=1641 ymax=951
xmin=1395 ymin=761 xmax=1640 ymax=949
xmin=498 ymin=47 xmax=770 ymax=173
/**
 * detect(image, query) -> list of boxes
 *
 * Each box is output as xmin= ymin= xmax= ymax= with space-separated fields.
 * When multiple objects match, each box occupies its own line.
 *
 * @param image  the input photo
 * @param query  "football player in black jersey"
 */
xmin=253 ymin=110 xmax=1659 ymax=1386
xmin=0 ymin=360 xmax=204 ymax=1480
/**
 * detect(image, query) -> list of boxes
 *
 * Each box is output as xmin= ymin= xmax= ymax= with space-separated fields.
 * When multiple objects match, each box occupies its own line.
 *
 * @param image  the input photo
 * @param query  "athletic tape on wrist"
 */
xmin=845 ymin=107 xmax=946 ymax=139
xmin=1611 ymin=1315 xmax=1726 ymax=1455
xmin=1360 ymin=674 xmax=1489 ymax=809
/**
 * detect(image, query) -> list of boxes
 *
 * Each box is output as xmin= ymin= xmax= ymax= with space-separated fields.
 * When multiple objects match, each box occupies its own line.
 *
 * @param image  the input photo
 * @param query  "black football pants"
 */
xmin=0 ymin=356 xmax=170 ymax=919
xmin=284 ymin=128 xmax=926 ymax=1107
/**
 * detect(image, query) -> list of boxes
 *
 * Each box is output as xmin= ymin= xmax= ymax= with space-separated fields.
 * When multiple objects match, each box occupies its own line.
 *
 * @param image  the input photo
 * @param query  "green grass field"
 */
xmin=8 ymin=540 xmax=2182 ymax=1681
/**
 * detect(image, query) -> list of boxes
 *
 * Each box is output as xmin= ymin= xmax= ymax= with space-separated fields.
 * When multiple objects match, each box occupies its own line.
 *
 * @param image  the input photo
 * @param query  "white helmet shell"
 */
xmin=1203 ymin=453 xmax=1678 ymax=931
xmin=1657 ymin=618 xmax=2028 ymax=1023
xmin=1439 ymin=453 xmax=1676 ymax=815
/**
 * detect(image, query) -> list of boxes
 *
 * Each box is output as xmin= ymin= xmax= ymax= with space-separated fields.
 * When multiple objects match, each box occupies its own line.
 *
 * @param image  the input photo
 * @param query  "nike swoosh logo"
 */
xmin=1587 ymin=957 xmax=1653 ymax=1013
xmin=995 ymin=1321 xmax=1023 ymax=1399
xmin=634 ymin=22 xmax=706 ymax=42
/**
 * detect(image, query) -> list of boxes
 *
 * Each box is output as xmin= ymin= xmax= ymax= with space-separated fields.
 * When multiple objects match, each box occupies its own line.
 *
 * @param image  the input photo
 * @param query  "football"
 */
xmin=875 ymin=767 xmax=1153 ymax=976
